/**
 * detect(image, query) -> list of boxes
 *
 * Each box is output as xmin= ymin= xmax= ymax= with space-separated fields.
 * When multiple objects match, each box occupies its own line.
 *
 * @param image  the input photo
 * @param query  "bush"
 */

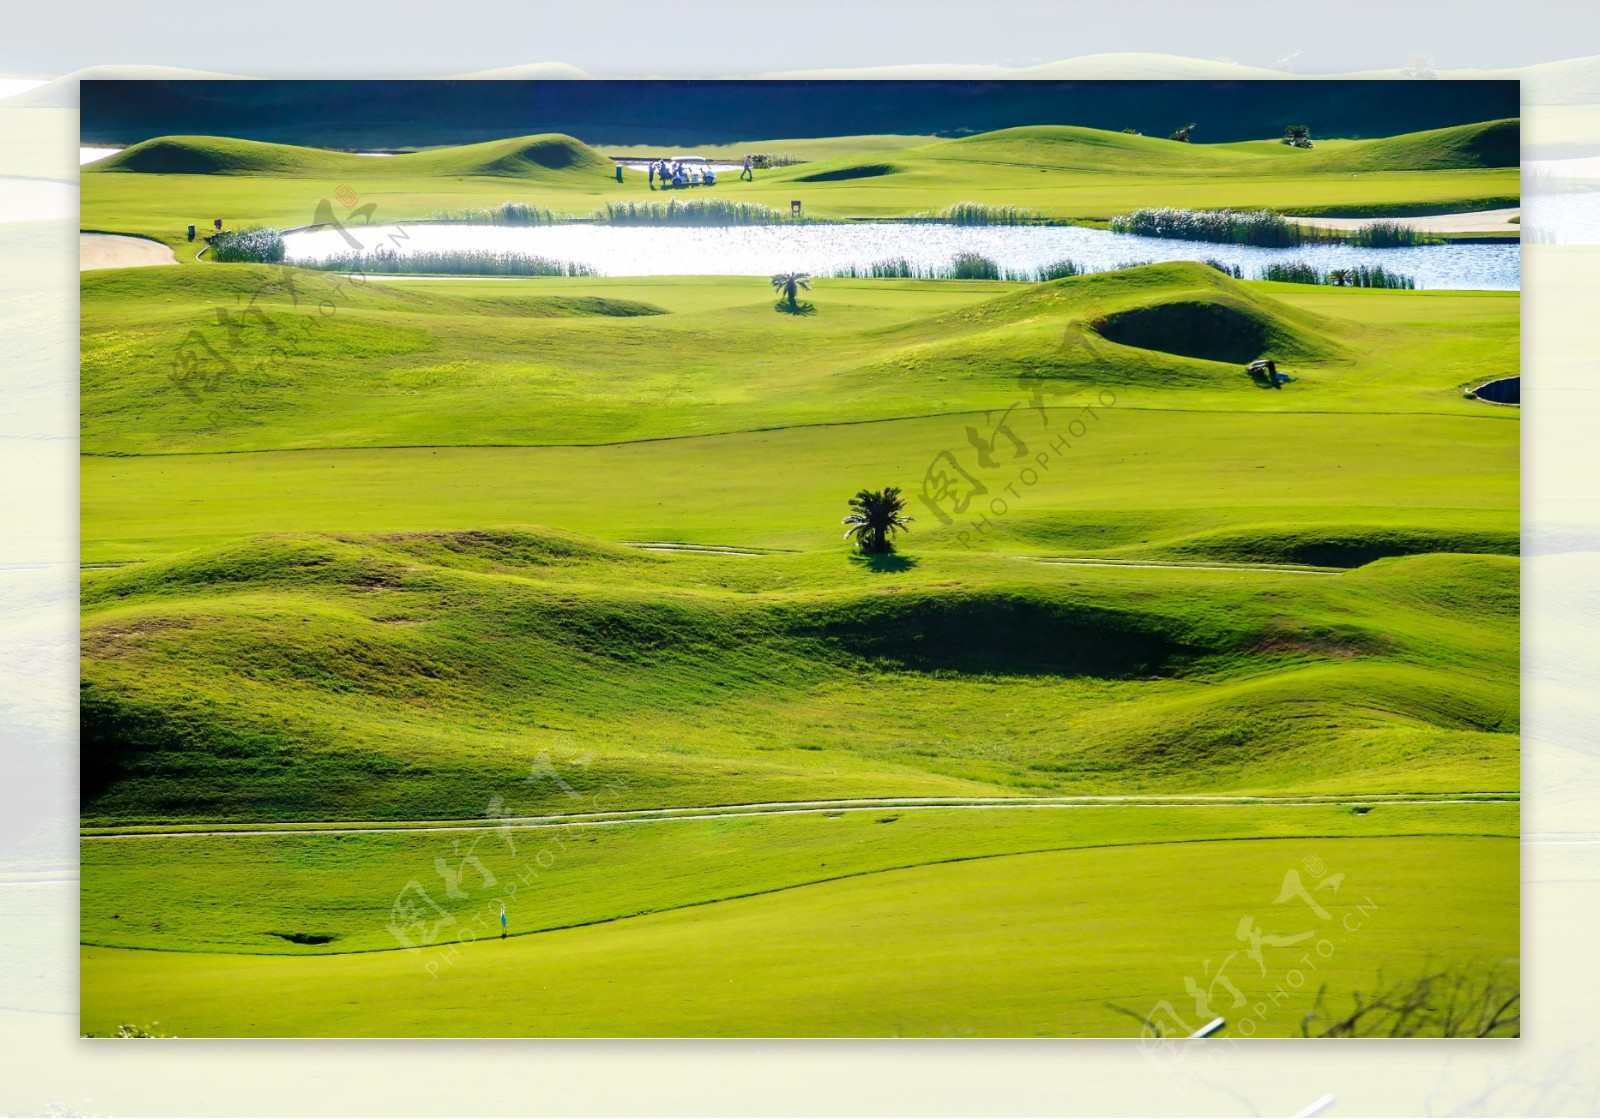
xmin=208 ymin=226 xmax=285 ymax=263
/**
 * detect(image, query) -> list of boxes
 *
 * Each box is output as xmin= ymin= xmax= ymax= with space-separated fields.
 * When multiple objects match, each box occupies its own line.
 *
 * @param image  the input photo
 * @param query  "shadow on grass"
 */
xmin=849 ymin=551 xmax=919 ymax=573
xmin=774 ymin=300 xmax=817 ymax=316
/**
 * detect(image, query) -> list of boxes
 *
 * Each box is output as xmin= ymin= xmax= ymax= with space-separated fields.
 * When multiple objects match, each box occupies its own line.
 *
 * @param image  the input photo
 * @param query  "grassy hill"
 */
xmin=80 ymin=524 xmax=1516 ymax=824
xmin=79 ymin=122 xmax=1520 ymax=247
xmin=80 ymin=265 xmax=1517 ymax=456
xmin=96 ymin=132 xmax=615 ymax=180
xmin=79 ymin=201 xmax=1519 ymax=1034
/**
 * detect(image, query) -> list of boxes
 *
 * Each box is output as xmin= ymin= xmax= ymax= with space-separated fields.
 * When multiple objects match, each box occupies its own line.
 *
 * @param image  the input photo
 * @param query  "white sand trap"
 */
xmin=1288 ymin=208 xmax=1520 ymax=234
xmin=80 ymin=232 xmax=177 ymax=271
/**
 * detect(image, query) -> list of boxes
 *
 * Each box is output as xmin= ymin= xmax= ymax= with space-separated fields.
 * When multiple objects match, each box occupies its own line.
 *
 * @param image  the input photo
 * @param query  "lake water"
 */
xmin=1524 ymin=188 xmax=1600 ymax=245
xmin=283 ymin=221 xmax=1521 ymax=290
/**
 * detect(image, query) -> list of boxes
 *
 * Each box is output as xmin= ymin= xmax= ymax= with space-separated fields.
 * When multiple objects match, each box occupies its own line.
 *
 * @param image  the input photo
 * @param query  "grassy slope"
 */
xmin=79 ymin=265 xmax=1520 ymax=456
xmin=81 ymin=802 xmax=1517 ymax=954
xmin=78 ymin=162 xmax=1519 ymax=1033
xmin=81 ymin=835 xmax=1518 ymax=1037
xmin=80 ymin=526 xmax=1517 ymax=823
xmin=79 ymin=121 xmax=1520 ymax=248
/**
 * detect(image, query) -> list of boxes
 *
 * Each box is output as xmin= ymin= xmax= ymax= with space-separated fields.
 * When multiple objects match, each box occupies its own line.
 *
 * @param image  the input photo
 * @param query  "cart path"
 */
xmin=620 ymin=541 xmax=1342 ymax=572
xmin=83 ymin=791 xmax=1518 ymax=840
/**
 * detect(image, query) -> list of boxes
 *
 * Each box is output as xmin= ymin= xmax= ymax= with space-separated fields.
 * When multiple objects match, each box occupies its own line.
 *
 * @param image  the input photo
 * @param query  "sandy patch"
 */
xmin=80 ymin=232 xmax=177 ymax=271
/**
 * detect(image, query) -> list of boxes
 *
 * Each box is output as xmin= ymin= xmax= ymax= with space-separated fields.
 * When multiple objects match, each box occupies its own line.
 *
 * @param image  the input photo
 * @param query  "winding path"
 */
xmin=82 ymin=791 xmax=1516 ymax=840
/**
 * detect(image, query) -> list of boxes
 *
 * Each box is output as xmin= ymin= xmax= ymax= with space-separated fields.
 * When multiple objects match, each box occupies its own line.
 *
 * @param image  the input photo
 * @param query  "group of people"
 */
xmin=648 ymin=160 xmax=716 ymax=189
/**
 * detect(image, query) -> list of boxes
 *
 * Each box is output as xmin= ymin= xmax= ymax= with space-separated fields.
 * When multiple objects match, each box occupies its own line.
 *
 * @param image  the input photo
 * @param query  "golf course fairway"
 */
xmin=80 ymin=109 xmax=1519 ymax=1038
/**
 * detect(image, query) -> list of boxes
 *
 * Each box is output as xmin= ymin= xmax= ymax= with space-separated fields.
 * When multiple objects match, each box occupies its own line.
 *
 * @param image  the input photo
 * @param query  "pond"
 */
xmin=283 ymin=221 xmax=1522 ymax=290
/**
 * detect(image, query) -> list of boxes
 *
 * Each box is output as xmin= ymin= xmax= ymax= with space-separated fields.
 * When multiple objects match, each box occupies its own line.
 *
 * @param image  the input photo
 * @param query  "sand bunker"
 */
xmin=80 ymin=233 xmax=177 ymax=271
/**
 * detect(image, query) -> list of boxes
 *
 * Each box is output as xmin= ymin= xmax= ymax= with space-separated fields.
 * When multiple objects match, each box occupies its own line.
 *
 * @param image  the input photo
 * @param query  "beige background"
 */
xmin=1 ymin=29 xmax=1592 ymax=1116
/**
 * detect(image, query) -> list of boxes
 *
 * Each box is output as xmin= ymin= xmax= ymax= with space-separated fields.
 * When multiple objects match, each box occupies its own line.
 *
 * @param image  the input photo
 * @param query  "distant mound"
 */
xmin=1323 ymin=119 xmax=1520 ymax=172
xmin=95 ymin=136 xmax=325 ymax=176
xmin=436 ymin=134 xmax=614 ymax=178
xmin=956 ymin=261 xmax=1349 ymax=363
xmin=90 ymin=132 xmax=615 ymax=181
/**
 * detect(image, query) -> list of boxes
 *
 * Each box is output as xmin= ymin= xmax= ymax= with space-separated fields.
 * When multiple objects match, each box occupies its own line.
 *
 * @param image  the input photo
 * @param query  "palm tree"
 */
xmin=1329 ymin=268 xmax=1352 ymax=287
xmin=771 ymin=272 xmax=811 ymax=309
xmin=842 ymin=487 xmax=915 ymax=554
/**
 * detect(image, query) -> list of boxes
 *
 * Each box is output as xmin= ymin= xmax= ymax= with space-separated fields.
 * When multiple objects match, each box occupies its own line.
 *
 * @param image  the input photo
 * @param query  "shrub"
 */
xmin=208 ymin=226 xmax=285 ymax=263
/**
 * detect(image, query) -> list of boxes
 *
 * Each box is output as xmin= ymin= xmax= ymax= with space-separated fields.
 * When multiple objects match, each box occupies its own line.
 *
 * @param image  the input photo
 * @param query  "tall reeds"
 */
xmin=600 ymin=199 xmax=786 ymax=225
xmin=298 ymin=248 xmax=598 ymax=276
xmin=1111 ymin=208 xmax=1305 ymax=247
xmin=429 ymin=202 xmax=559 ymax=225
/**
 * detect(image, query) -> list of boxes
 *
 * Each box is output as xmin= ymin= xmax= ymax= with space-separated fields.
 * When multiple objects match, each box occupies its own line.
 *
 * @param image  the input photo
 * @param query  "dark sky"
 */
xmin=80 ymin=79 xmax=1520 ymax=149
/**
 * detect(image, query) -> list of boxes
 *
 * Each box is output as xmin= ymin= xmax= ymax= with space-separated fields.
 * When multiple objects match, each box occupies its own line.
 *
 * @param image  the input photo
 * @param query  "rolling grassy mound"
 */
xmin=80 ymin=121 xmax=1519 ymax=240
xmin=1316 ymin=119 xmax=1521 ymax=172
xmin=80 ymin=528 xmax=1517 ymax=823
xmin=93 ymin=133 xmax=615 ymax=181
xmin=80 ymin=264 xmax=1509 ymax=457
xmin=773 ymin=119 xmax=1520 ymax=181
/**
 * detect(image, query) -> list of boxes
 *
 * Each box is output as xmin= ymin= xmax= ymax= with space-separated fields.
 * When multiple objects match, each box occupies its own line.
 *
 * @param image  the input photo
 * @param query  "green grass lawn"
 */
xmin=80 ymin=835 xmax=1518 ymax=1037
xmin=80 ymin=122 xmax=1520 ymax=251
xmin=79 ymin=123 xmax=1520 ymax=1035
xmin=81 ymin=802 xmax=1517 ymax=954
xmin=80 ymin=266 xmax=1518 ymax=456
xmin=80 ymin=527 xmax=1516 ymax=823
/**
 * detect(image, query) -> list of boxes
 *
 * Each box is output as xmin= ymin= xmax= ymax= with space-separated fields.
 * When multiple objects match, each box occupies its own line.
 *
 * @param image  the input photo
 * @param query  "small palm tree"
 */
xmin=842 ymin=487 xmax=914 ymax=554
xmin=1329 ymin=268 xmax=1352 ymax=287
xmin=771 ymin=272 xmax=811 ymax=309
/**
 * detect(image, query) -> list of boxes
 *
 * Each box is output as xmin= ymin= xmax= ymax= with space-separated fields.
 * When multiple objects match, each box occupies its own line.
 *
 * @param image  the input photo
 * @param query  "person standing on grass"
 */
xmin=741 ymin=153 xmax=754 ymax=181
xmin=500 ymin=901 xmax=507 ymax=940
